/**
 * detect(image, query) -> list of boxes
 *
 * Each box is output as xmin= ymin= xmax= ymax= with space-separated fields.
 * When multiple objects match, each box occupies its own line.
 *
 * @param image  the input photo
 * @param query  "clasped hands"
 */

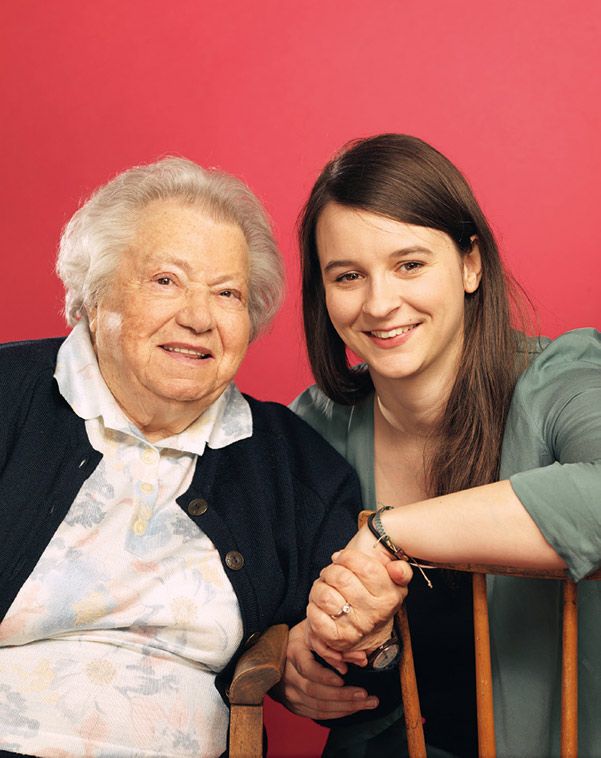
xmin=276 ymin=526 xmax=413 ymax=720
xmin=306 ymin=525 xmax=412 ymax=669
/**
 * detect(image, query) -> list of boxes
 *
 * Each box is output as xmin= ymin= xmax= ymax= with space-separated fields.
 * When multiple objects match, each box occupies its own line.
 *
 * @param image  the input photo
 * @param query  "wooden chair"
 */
xmin=357 ymin=510 xmax=601 ymax=758
xmin=227 ymin=530 xmax=600 ymax=758
xmin=394 ymin=561 xmax=601 ymax=758
xmin=228 ymin=623 xmax=289 ymax=758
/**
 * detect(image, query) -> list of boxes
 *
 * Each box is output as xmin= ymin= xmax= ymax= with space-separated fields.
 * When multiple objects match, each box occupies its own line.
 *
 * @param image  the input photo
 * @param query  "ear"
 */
xmin=86 ymin=304 xmax=98 ymax=339
xmin=463 ymin=236 xmax=482 ymax=294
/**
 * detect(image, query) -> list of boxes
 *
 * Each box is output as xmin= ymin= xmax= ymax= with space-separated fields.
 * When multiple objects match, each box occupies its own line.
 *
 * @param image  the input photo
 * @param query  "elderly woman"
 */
xmin=0 ymin=158 xmax=405 ymax=758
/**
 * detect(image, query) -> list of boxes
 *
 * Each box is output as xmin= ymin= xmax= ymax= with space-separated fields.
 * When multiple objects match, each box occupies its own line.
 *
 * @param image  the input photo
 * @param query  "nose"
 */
xmin=362 ymin=276 xmax=402 ymax=319
xmin=176 ymin=286 xmax=216 ymax=334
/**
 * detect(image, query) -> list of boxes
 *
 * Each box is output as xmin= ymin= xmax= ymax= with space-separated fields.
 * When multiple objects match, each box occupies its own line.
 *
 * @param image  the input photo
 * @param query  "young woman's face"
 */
xmin=316 ymin=203 xmax=481 ymax=387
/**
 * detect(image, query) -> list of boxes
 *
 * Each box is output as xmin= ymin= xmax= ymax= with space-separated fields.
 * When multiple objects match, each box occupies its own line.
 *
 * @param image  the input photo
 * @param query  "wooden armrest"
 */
xmin=228 ymin=624 xmax=289 ymax=705
xmin=416 ymin=561 xmax=601 ymax=581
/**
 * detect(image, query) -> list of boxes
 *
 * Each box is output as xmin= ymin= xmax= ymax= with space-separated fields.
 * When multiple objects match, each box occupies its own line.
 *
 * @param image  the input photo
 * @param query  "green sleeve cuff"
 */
xmin=510 ymin=461 xmax=601 ymax=581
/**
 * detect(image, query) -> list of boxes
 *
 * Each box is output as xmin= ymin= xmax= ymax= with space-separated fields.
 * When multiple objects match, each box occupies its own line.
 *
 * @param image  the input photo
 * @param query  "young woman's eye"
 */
xmin=335 ymin=271 xmax=362 ymax=283
xmin=400 ymin=261 xmax=424 ymax=273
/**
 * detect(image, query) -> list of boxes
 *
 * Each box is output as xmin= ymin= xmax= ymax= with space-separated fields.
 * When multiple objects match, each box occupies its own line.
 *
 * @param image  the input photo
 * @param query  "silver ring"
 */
xmin=329 ymin=602 xmax=352 ymax=620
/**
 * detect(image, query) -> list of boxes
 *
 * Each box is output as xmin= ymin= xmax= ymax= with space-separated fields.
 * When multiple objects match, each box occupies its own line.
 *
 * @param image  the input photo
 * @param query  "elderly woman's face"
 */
xmin=88 ymin=200 xmax=251 ymax=433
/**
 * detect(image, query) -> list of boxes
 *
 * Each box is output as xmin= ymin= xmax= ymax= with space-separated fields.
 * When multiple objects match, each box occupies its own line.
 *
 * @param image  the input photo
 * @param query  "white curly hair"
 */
xmin=56 ymin=157 xmax=284 ymax=340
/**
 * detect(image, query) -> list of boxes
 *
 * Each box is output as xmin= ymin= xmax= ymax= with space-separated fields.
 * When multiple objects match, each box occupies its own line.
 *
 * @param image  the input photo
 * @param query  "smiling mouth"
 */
xmin=369 ymin=324 xmax=419 ymax=339
xmin=161 ymin=345 xmax=212 ymax=359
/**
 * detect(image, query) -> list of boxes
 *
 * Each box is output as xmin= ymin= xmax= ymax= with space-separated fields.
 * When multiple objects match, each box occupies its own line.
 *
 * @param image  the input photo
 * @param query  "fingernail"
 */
xmin=352 ymin=690 xmax=368 ymax=700
xmin=366 ymin=698 xmax=379 ymax=708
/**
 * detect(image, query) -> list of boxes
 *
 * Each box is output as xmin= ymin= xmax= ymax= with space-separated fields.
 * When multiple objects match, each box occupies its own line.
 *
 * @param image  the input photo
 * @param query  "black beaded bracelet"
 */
xmin=367 ymin=506 xmax=408 ymax=560
xmin=367 ymin=506 xmax=434 ymax=589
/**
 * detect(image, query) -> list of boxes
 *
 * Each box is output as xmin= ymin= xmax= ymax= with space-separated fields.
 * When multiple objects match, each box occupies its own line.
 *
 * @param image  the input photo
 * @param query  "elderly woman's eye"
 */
xmin=220 ymin=289 xmax=239 ymax=299
xmin=155 ymin=276 xmax=174 ymax=286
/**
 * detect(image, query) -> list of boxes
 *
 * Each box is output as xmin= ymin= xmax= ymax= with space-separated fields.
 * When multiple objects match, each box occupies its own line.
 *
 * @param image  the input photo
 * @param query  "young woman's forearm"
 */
xmin=377 ymin=480 xmax=566 ymax=570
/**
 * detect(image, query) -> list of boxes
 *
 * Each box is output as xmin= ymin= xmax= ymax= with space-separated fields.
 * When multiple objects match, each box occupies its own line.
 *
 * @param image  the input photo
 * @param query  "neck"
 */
xmin=103 ymin=380 xmax=221 ymax=443
xmin=371 ymin=367 xmax=456 ymax=440
xmin=119 ymin=397 xmax=213 ymax=442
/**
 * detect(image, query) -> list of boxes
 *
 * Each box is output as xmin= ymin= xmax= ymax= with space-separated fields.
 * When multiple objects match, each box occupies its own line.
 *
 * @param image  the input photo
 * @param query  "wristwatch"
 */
xmin=365 ymin=629 xmax=401 ymax=671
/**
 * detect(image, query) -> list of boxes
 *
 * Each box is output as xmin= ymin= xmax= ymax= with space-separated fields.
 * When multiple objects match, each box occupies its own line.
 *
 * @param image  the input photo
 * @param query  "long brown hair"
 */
xmin=299 ymin=134 xmax=528 ymax=496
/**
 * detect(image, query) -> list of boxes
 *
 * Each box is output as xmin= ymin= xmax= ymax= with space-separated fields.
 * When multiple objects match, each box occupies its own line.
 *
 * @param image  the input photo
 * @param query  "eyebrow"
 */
xmin=148 ymin=256 xmax=194 ymax=273
xmin=146 ymin=257 xmax=246 ymax=284
xmin=323 ymin=246 xmax=434 ymax=272
xmin=209 ymin=272 xmax=247 ymax=286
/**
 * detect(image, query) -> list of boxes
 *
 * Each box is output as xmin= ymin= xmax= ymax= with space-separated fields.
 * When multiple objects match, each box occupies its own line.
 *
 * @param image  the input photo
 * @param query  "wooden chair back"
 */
xmin=358 ymin=510 xmax=601 ymax=758
xmin=397 ymin=563 xmax=600 ymax=758
xmin=226 ymin=520 xmax=600 ymax=757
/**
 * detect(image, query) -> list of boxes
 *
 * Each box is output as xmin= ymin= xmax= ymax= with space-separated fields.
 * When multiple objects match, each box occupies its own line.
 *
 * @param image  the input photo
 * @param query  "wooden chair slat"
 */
xmin=228 ymin=624 xmax=288 ymax=758
xmin=561 ymin=581 xmax=578 ymax=758
xmin=472 ymin=573 xmax=496 ymax=758
xmin=229 ymin=704 xmax=264 ymax=758
xmin=397 ymin=605 xmax=427 ymax=757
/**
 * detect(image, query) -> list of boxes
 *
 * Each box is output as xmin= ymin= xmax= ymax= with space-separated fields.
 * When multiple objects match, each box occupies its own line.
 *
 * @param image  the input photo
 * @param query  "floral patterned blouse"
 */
xmin=0 ymin=322 xmax=253 ymax=757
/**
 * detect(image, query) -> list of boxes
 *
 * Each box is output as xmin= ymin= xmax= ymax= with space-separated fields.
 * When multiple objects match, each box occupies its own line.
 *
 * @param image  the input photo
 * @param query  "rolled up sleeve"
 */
xmin=506 ymin=330 xmax=601 ymax=581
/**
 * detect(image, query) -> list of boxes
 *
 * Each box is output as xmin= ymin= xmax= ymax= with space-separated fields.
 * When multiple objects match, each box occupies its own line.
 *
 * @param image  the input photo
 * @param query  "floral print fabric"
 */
xmin=0 ymin=323 xmax=252 ymax=757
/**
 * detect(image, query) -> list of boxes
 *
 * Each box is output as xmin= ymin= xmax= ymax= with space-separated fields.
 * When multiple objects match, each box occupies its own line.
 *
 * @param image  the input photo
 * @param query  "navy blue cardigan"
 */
xmin=0 ymin=337 xmax=364 ymax=703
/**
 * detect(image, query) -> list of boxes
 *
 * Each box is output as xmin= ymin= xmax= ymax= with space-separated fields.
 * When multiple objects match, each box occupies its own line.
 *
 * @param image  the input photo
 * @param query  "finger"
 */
xmin=306 ymin=601 xmax=364 ymax=652
xmin=315 ymin=565 xmax=406 ymax=636
xmin=289 ymin=634 xmax=345 ymax=688
xmin=318 ymin=562 xmax=387 ymax=608
xmin=386 ymin=560 xmax=413 ymax=586
xmin=310 ymin=644 xmax=348 ymax=675
xmin=284 ymin=691 xmax=380 ymax=720
xmin=341 ymin=650 xmax=368 ymax=666
xmin=305 ymin=617 xmax=349 ymax=673
xmin=281 ymin=655 xmax=377 ymax=719
xmin=330 ymin=548 xmax=405 ymax=595
xmin=286 ymin=659 xmax=369 ymax=703
xmin=290 ymin=702 xmax=378 ymax=719
xmin=309 ymin=577 xmax=352 ymax=619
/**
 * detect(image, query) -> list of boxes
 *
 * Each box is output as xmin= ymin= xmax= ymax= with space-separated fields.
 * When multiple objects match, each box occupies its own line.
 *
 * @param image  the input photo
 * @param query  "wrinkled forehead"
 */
xmin=112 ymin=199 xmax=249 ymax=280
xmin=132 ymin=197 xmax=244 ymax=238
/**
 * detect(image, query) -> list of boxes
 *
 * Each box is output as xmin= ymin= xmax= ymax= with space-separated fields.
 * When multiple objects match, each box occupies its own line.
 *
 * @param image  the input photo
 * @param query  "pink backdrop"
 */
xmin=2 ymin=2 xmax=599 ymax=755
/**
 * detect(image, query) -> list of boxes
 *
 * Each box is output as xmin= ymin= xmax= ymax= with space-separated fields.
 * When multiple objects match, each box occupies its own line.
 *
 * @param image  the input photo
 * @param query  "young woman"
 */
xmin=283 ymin=134 xmax=601 ymax=757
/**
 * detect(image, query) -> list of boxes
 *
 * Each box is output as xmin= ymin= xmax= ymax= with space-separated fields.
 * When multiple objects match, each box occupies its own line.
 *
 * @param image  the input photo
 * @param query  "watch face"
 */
xmin=371 ymin=641 xmax=401 ymax=670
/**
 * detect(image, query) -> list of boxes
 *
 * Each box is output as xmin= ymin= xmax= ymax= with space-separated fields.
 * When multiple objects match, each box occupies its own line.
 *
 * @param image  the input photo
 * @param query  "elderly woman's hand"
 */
xmin=273 ymin=621 xmax=381 ymax=719
xmin=305 ymin=543 xmax=412 ymax=671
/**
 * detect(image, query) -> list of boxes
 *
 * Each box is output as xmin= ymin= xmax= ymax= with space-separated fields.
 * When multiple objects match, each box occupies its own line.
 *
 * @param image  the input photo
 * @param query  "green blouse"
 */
xmin=291 ymin=329 xmax=601 ymax=757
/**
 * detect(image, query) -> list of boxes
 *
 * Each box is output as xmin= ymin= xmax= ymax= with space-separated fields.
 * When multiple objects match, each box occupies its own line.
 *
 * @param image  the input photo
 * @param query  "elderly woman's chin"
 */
xmin=94 ymin=337 xmax=251 ymax=437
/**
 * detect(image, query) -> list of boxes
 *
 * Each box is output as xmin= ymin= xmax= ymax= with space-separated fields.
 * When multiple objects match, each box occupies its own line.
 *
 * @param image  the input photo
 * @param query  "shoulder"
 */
xmin=289 ymin=384 xmax=356 ymax=453
xmin=244 ymin=393 xmax=356 ymax=479
xmin=510 ymin=329 xmax=601 ymax=427
xmin=0 ymin=337 xmax=69 ymax=468
xmin=0 ymin=337 xmax=64 ymax=370
xmin=530 ymin=328 xmax=600 ymax=367
xmin=515 ymin=329 xmax=601 ymax=397
xmin=247 ymin=391 xmax=334 ymax=435
xmin=0 ymin=337 xmax=64 ymax=392
xmin=230 ymin=395 xmax=362 ymax=535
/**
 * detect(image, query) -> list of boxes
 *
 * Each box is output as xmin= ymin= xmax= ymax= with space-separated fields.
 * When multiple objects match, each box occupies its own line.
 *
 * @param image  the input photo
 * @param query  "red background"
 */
xmin=1 ymin=2 xmax=599 ymax=755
